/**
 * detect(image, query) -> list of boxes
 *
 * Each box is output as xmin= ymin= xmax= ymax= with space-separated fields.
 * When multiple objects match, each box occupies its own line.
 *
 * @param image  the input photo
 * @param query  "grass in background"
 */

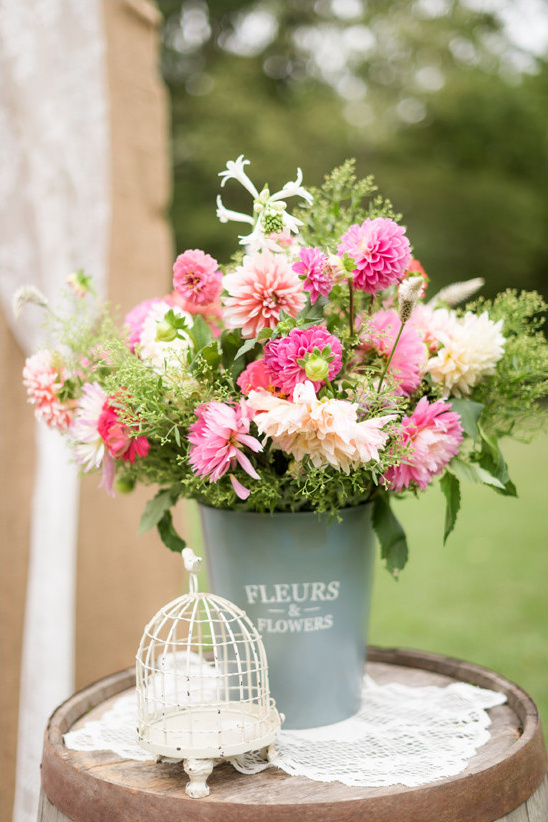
xmin=181 ymin=436 xmax=547 ymax=731
xmin=369 ymin=435 xmax=548 ymax=732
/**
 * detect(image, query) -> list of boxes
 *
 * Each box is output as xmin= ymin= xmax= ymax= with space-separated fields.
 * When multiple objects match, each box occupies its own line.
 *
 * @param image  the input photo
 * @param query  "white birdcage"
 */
xmin=136 ymin=548 xmax=282 ymax=798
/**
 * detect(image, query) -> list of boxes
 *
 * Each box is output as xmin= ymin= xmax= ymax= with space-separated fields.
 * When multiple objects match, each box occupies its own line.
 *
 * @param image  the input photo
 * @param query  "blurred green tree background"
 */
xmin=156 ymin=0 xmax=547 ymax=300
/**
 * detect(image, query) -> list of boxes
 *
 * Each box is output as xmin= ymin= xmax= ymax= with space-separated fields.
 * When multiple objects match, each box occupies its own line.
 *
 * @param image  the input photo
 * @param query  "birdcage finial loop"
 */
xmin=182 ymin=547 xmax=202 ymax=593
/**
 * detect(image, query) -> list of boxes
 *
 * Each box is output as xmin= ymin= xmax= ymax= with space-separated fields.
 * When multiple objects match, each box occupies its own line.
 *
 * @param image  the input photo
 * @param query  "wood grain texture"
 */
xmin=39 ymin=649 xmax=548 ymax=822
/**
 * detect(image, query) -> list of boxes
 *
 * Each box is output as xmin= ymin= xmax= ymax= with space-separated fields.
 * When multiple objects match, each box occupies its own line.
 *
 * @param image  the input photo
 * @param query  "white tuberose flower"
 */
xmin=216 ymin=155 xmax=313 ymax=252
xmin=428 ymin=311 xmax=505 ymax=397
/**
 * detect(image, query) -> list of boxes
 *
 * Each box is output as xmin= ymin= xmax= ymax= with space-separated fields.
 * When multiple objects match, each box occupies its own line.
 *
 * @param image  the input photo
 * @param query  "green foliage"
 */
xmin=295 ymin=160 xmax=394 ymax=249
xmin=466 ymin=290 xmax=548 ymax=437
xmin=372 ymin=491 xmax=409 ymax=577
xmin=439 ymin=472 xmax=460 ymax=543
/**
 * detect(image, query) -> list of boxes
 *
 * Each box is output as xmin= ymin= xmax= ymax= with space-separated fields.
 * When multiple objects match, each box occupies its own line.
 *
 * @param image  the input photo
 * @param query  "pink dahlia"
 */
xmin=338 ymin=217 xmax=411 ymax=294
xmin=237 ymin=360 xmax=276 ymax=395
xmin=384 ymin=397 xmax=463 ymax=492
xmin=222 ymin=251 xmax=306 ymax=338
xmin=173 ymin=249 xmax=222 ymax=307
xmin=361 ymin=308 xmax=428 ymax=395
xmin=22 ymin=350 xmax=75 ymax=430
xmin=97 ymin=399 xmax=150 ymax=463
xmin=188 ymin=400 xmax=263 ymax=499
xmin=264 ymin=326 xmax=343 ymax=395
xmin=124 ymin=298 xmax=162 ymax=352
xmin=292 ymin=247 xmax=331 ymax=304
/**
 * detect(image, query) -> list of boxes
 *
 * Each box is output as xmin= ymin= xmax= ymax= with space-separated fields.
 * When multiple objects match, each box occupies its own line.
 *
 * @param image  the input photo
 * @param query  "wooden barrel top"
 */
xmin=40 ymin=647 xmax=547 ymax=822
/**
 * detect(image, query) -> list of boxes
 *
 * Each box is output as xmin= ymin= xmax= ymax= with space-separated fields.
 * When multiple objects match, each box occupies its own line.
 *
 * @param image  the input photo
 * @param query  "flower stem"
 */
xmin=377 ymin=322 xmax=404 ymax=394
xmin=348 ymin=278 xmax=355 ymax=338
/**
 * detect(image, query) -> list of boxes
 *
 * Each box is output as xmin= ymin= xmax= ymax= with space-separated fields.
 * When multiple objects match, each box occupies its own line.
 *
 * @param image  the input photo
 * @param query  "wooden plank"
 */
xmin=40 ymin=649 xmax=548 ymax=822
xmin=38 ymin=791 xmax=73 ymax=822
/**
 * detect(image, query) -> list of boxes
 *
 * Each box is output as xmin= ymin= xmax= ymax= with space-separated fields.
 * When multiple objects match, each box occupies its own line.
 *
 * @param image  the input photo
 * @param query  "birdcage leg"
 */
xmin=184 ymin=757 xmax=215 ymax=798
xmin=267 ymin=744 xmax=279 ymax=762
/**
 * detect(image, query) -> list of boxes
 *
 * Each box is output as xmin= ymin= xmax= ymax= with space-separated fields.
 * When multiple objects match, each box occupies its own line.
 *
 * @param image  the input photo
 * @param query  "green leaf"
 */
xmin=257 ymin=327 xmax=273 ymax=340
xmin=449 ymin=398 xmax=484 ymax=442
xmin=372 ymin=492 xmax=409 ymax=577
xmin=297 ymin=296 xmax=326 ymax=324
xmin=447 ymin=457 xmax=505 ymax=489
xmin=220 ymin=329 xmax=242 ymax=367
xmin=189 ymin=314 xmax=213 ymax=351
xmin=138 ymin=489 xmax=176 ymax=534
xmin=440 ymin=472 xmax=461 ymax=543
xmin=477 ymin=425 xmax=517 ymax=497
xmin=157 ymin=510 xmax=186 ymax=553
xmin=235 ymin=338 xmax=258 ymax=360
xmin=189 ymin=340 xmax=221 ymax=374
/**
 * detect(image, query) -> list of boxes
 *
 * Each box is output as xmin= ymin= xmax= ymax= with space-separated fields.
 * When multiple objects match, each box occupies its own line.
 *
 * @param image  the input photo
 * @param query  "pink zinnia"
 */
xmin=264 ymin=326 xmax=343 ymax=395
xmin=97 ymin=400 xmax=150 ymax=463
xmin=237 ymin=360 xmax=276 ymax=395
xmin=222 ymin=251 xmax=306 ymax=338
xmin=338 ymin=217 xmax=411 ymax=294
xmin=188 ymin=400 xmax=263 ymax=499
xmin=384 ymin=397 xmax=463 ymax=492
xmin=361 ymin=308 xmax=428 ymax=395
xmin=292 ymin=247 xmax=331 ymax=304
xmin=124 ymin=298 xmax=162 ymax=352
xmin=22 ymin=350 xmax=75 ymax=430
xmin=173 ymin=249 xmax=222 ymax=307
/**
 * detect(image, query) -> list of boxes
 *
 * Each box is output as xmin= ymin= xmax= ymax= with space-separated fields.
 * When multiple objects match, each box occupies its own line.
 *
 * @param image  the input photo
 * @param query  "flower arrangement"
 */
xmin=18 ymin=159 xmax=548 ymax=575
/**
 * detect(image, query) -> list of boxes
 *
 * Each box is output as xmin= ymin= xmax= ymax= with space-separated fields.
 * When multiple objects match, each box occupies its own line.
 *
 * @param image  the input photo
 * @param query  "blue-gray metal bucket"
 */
xmin=198 ymin=504 xmax=375 ymax=729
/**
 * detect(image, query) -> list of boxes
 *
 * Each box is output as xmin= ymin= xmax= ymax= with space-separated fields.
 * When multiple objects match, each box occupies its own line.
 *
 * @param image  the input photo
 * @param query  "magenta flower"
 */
xmin=173 ymin=249 xmax=222 ymax=306
xmin=361 ymin=308 xmax=428 ymax=395
xmin=188 ymin=401 xmax=263 ymax=499
xmin=292 ymin=247 xmax=331 ymax=304
xmin=264 ymin=325 xmax=343 ymax=395
xmin=237 ymin=360 xmax=276 ymax=395
xmin=338 ymin=217 xmax=411 ymax=294
xmin=97 ymin=401 xmax=150 ymax=463
xmin=384 ymin=397 xmax=463 ymax=492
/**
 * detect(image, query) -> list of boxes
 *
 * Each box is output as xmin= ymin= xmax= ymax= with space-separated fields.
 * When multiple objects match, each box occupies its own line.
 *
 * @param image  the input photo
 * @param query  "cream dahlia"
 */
xmin=247 ymin=381 xmax=394 ymax=473
xmin=428 ymin=311 xmax=506 ymax=397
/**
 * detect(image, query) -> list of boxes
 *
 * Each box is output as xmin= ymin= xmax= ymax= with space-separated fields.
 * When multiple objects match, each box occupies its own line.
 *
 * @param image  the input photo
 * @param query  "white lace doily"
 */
xmin=64 ymin=669 xmax=506 ymax=789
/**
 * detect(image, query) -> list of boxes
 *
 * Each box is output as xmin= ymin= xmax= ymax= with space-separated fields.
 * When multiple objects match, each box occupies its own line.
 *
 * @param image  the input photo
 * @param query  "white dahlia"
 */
xmin=427 ymin=311 xmax=505 ymax=397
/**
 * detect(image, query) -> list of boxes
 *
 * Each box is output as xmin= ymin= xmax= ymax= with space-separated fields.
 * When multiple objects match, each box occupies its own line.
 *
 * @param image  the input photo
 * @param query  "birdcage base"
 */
xmin=138 ymin=703 xmax=280 ymax=760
